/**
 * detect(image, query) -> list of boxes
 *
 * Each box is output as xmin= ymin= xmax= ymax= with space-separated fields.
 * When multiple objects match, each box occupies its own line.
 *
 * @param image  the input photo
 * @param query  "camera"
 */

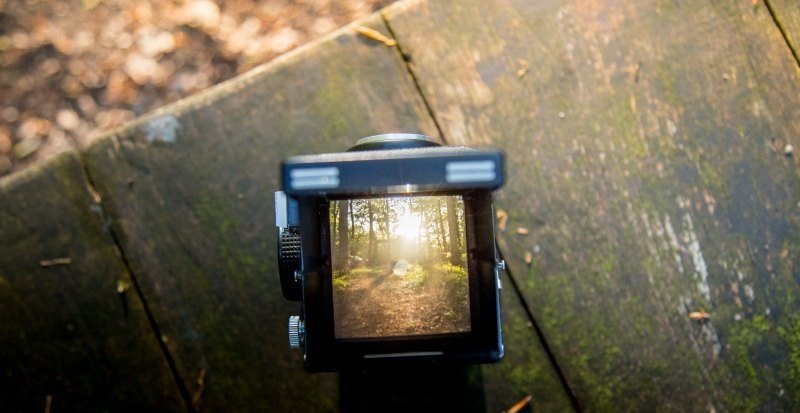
xmin=275 ymin=134 xmax=505 ymax=372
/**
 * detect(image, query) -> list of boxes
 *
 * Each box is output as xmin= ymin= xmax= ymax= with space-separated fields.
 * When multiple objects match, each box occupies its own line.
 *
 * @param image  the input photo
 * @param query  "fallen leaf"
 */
xmin=355 ymin=26 xmax=396 ymax=47
xmin=496 ymin=209 xmax=508 ymax=231
xmin=13 ymin=136 xmax=42 ymax=159
xmin=192 ymin=368 xmax=207 ymax=405
xmin=688 ymin=309 xmax=710 ymax=321
xmin=516 ymin=58 xmax=530 ymax=78
xmin=507 ymin=394 xmax=532 ymax=413
xmin=40 ymin=257 xmax=72 ymax=267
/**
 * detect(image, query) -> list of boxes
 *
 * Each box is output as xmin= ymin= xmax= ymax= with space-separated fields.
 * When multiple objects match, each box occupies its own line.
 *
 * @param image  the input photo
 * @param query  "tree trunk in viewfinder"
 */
xmin=368 ymin=200 xmax=376 ymax=264
xmin=435 ymin=199 xmax=449 ymax=257
xmin=446 ymin=197 xmax=461 ymax=265
xmin=337 ymin=200 xmax=349 ymax=270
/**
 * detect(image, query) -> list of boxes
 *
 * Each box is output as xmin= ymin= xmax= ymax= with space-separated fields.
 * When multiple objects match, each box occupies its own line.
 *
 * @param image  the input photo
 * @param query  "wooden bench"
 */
xmin=2 ymin=0 xmax=799 ymax=411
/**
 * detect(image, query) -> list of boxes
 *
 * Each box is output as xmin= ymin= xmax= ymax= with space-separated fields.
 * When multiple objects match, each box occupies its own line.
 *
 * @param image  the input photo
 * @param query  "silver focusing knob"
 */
xmin=288 ymin=315 xmax=304 ymax=349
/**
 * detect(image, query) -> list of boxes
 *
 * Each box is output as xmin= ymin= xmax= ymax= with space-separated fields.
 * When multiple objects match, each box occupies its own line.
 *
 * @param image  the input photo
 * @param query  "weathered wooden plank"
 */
xmin=769 ymin=0 xmax=800 ymax=63
xmin=0 ymin=151 xmax=184 ymax=412
xmin=385 ymin=0 xmax=800 ymax=410
xmin=81 ymin=13 xmax=448 ymax=412
xmin=482 ymin=271 xmax=574 ymax=413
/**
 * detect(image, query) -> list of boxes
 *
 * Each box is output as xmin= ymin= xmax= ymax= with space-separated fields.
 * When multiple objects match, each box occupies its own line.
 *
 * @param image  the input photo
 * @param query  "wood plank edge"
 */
xmin=85 ymin=10 xmax=399 ymax=149
xmin=73 ymin=149 xmax=198 ymax=412
xmin=379 ymin=1 xmax=447 ymax=144
xmin=0 ymin=149 xmax=191 ymax=410
xmin=0 ymin=150 xmax=82 ymax=190
xmin=764 ymin=0 xmax=800 ymax=69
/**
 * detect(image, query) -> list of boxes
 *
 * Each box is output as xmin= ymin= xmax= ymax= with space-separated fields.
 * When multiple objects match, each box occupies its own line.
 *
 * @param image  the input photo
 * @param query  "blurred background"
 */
xmin=0 ymin=0 xmax=394 ymax=177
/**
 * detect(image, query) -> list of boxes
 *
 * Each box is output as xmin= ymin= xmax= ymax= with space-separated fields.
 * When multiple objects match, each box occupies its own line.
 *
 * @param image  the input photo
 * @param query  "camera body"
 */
xmin=276 ymin=134 xmax=505 ymax=372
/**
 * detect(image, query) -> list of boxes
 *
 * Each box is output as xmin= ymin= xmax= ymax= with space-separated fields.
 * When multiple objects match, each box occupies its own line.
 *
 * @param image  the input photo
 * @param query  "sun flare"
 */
xmin=396 ymin=212 xmax=422 ymax=240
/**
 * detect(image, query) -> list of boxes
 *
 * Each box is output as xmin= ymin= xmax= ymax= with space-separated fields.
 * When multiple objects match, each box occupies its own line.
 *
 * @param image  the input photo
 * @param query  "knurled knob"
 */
xmin=288 ymin=315 xmax=304 ymax=349
xmin=278 ymin=229 xmax=303 ymax=301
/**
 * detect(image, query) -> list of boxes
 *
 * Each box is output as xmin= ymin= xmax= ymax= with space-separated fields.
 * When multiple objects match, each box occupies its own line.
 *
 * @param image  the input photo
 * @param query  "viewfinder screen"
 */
xmin=330 ymin=195 xmax=470 ymax=339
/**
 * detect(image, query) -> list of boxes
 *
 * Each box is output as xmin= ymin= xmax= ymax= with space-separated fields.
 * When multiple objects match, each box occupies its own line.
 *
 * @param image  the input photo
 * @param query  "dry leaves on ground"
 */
xmin=0 ymin=0 xmax=394 ymax=176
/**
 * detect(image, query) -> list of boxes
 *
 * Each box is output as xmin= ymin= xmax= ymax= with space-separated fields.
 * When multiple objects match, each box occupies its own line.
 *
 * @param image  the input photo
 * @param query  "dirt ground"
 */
xmin=0 ymin=0 xmax=393 ymax=176
xmin=333 ymin=263 xmax=471 ymax=339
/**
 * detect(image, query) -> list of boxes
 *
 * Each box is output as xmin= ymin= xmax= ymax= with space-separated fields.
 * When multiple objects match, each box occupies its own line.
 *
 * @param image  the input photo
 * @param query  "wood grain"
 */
xmin=385 ymin=0 xmax=800 ymax=410
xmin=82 ymin=13 xmax=442 ymax=412
xmin=0 ymin=152 xmax=184 ymax=412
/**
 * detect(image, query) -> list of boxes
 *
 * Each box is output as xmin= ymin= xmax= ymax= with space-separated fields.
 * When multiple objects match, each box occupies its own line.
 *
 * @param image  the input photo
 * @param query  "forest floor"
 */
xmin=0 ymin=0 xmax=393 ymax=176
xmin=333 ymin=262 xmax=471 ymax=339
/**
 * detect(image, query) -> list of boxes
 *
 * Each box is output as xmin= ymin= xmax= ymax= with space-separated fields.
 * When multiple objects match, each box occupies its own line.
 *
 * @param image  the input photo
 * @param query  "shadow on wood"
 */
xmin=339 ymin=365 xmax=485 ymax=412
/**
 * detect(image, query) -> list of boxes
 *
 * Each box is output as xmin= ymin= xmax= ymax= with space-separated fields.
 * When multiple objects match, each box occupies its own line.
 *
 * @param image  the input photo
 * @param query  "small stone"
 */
xmin=56 ymin=109 xmax=81 ymax=131
xmin=785 ymin=144 xmax=794 ymax=157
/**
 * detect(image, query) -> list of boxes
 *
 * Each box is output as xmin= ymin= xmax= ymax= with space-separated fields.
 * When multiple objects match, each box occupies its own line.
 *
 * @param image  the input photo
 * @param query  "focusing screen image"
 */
xmin=331 ymin=195 xmax=470 ymax=339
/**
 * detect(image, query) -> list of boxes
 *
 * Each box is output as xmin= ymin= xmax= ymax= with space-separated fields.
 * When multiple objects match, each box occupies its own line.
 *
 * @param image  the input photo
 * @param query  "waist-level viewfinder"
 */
xmin=276 ymin=134 xmax=505 ymax=371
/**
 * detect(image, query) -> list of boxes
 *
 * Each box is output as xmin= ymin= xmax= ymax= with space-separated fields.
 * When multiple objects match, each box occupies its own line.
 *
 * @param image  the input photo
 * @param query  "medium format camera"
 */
xmin=275 ymin=134 xmax=505 ymax=372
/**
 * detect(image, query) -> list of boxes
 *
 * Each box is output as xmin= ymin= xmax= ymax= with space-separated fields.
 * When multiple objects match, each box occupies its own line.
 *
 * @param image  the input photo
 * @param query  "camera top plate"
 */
xmin=282 ymin=146 xmax=504 ymax=196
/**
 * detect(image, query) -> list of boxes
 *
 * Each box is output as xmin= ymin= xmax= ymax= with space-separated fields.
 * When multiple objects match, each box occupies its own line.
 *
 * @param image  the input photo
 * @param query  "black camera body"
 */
xmin=276 ymin=134 xmax=505 ymax=372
